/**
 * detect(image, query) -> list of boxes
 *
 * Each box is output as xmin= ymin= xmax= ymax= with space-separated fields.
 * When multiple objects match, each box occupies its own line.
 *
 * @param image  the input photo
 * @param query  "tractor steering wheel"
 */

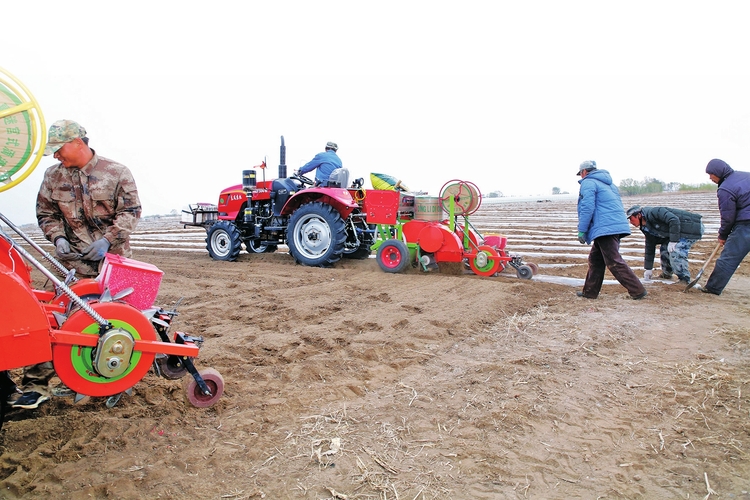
xmin=292 ymin=172 xmax=314 ymax=186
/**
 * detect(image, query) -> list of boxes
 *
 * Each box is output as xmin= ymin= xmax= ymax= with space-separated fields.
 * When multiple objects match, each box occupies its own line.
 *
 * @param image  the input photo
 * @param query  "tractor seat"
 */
xmin=325 ymin=168 xmax=349 ymax=188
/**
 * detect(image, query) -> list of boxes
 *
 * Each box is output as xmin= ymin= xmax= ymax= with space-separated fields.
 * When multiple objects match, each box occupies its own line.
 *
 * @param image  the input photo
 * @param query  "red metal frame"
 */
xmin=0 ymin=245 xmax=200 ymax=397
xmin=362 ymin=180 xmax=515 ymax=275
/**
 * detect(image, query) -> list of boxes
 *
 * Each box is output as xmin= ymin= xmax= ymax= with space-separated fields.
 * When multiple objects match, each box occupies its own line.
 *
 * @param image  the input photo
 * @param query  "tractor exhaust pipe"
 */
xmin=278 ymin=135 xmax=287 ymax=179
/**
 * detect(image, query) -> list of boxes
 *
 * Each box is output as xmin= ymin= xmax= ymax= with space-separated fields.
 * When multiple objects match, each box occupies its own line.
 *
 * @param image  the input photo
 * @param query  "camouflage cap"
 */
xmin=325 ymin=141 xmax=338 ymax=152
xmin=44 ymin=119 xmax=87 ymax=156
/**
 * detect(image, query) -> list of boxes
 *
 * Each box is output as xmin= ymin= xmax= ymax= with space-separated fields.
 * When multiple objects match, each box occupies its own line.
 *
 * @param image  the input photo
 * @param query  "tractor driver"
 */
xmin=297 ymin=141 xmax=342 ymax=186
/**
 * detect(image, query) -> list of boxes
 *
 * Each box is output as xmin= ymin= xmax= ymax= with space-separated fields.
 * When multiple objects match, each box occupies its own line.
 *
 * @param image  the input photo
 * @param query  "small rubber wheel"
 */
xmin=516 ymin=265 xmax=533 ymax=280
xmin=185 ymin=368 xmax=224 ymax=408
xmin=528 ymin=262 xmax=539 ymax=275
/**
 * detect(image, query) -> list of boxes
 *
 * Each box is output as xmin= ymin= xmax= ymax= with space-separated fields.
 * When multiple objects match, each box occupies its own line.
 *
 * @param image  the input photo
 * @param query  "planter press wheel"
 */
xmin=440 ymin=180 xmax=482 ymax=216
xmin=0 ymin=67 xmax=46 ymax=193
xmin=184 ymin=368 xmax=224 ymax=408
xmin=376 ymin=239 xmax=410 ymax=273
xmin=516 ymin=265 xmax=534 ymax=280
xmin=52 ymin=302 xmax=158 ymax=397
xmin=469 ymin=245 xmax=501 ymax=277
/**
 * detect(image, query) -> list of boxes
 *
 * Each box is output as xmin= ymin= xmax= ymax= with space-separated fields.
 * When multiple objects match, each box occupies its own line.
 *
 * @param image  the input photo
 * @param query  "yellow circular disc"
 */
xmin=0 ymin=66 xmax=46 ymax=193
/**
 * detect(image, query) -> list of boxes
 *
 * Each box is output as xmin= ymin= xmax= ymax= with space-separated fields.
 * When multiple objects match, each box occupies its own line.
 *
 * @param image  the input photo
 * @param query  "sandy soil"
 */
xmin=1 ymin=191 xmax=749 ymax=499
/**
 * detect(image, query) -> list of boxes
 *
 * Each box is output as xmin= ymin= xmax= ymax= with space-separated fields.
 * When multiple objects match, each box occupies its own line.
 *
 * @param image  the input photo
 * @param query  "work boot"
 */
xmin=11 ymin=391 xmax=49 ymax=409
xmin=631 ymin=290 xmax=648 ymax=300
xmin=4 ymin=387 xmax=23 ymax=404
xmin=659 ymin=272 xmax=673 ymax=279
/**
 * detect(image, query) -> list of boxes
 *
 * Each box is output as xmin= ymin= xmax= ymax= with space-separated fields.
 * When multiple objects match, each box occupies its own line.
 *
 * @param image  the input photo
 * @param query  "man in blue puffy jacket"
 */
xmin=297 ymin=141 xmax=342 ymax=186
xmin=702 ymin=158 xmax=750 ymax=295
xmin=576 ymin=161 xmax=647 ymax=300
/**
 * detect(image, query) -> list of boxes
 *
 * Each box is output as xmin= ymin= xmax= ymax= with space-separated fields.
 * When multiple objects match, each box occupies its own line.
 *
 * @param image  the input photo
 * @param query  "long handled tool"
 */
xmin=685 ymin=242 xmax=722 ymax=291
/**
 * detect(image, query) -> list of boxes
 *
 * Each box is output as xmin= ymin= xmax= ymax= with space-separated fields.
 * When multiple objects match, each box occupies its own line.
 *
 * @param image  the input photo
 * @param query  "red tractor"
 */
xmin=184 ymin=137 xmax=374 ymax=266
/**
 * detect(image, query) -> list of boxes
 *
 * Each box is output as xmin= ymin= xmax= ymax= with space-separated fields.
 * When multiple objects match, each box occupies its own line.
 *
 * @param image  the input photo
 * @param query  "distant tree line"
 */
xmin=618 ymin=177 xmax=717 ymax=196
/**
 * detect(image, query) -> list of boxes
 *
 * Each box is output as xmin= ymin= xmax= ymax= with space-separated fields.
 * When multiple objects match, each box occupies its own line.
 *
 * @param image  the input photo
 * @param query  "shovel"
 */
xmin=684 ymin=242 xmax=722 ymax=292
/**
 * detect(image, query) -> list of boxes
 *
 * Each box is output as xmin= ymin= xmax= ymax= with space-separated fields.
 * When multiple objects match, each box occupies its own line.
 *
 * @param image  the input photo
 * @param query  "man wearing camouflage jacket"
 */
xmin=36 ymin=119 xmax=141 ymax=278
xmin=8 ymin=120 xmax=143 ymax=410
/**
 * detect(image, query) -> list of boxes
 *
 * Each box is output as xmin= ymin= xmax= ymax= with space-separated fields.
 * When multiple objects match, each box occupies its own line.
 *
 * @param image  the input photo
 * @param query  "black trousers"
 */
xmin=583 ymin=235 xmax=646 ymax=298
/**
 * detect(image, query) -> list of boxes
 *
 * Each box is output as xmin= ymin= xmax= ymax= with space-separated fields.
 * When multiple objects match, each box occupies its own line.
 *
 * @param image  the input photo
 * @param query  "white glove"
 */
xmin=643 ymin=269 xmax=653 ymax=280
xmin=667 ymin=242 xmax=677 ymax=253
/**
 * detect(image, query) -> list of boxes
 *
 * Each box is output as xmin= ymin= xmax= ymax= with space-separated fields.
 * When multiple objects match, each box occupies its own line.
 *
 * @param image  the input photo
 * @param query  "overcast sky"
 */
xmin=3 ymin=1 xmax=749 ymax=225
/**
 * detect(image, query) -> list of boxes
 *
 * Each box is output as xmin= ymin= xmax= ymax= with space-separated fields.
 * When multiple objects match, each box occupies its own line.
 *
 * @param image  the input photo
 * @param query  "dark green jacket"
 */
xmin=639 ymin=206 xmax=703 ymax=269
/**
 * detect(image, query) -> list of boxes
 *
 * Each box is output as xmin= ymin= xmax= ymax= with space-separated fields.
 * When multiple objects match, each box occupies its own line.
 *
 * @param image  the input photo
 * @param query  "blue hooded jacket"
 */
xmin=577 ymin=169 xmax=631 ymax=244
xmin=705 ymin=159 xmax=750 ymax=240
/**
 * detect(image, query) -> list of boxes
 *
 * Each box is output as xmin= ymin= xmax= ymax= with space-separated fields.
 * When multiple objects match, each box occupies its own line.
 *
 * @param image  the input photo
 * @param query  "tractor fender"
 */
xmin=281 ymin=188 xmax=358 ymax=218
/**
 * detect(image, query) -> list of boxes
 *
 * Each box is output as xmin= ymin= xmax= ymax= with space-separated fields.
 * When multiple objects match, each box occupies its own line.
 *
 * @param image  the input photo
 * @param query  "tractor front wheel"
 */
xmin=376 ymin=239 xmax=410 ymax=273
xmin=206 ymin=221 xmax=242 ymax=261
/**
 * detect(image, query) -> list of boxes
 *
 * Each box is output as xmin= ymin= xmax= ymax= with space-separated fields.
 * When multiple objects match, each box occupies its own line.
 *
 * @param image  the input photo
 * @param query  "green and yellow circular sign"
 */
xmin=0 ymin=67 xmax=46 ymax=192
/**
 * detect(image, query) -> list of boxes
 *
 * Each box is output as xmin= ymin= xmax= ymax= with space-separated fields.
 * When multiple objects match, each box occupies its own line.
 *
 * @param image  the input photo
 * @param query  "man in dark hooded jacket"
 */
xmin=626 ymin=205 xmax=704 ymax=284
xmin=702 ymin=159 xmax=750 ymax=295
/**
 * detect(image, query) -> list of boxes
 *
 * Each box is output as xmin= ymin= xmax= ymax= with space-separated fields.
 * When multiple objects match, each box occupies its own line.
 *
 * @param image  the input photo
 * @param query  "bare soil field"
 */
xmin=1 ymin=191 xmax=749 ymax=499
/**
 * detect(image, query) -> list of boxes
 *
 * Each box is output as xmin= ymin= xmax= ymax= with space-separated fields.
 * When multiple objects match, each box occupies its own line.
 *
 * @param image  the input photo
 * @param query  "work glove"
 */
xmin=667 ymin=241 xmax=677 ymax=253
xmin=55 ymin=237 xmax=79 ymax=260
xmin=81 ymin=238 xmax=110 ymax=261
xmin=577 ymin=231 xmax=587 ymax=244
xmin=643 ymin=269 xmax=653 ymax=280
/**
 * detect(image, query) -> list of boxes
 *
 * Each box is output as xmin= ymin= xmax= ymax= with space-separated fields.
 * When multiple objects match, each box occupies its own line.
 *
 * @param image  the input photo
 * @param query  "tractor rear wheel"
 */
xmin=287 ymin=202 xmax=347 ymax=267
xmin=206 ymin=221 xmax=242 ymax=261
xmin=376 ymin=239 xmax=410 ymax=273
